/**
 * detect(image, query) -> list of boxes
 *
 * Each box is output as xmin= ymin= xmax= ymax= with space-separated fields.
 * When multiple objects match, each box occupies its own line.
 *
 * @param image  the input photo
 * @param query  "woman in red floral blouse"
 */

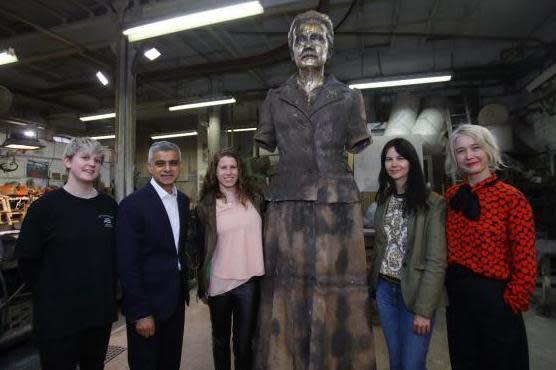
xmin=444 ymin=124 xmax=536 ymax=370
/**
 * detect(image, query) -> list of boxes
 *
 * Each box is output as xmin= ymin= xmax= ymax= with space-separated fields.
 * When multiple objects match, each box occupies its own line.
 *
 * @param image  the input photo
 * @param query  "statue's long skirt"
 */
xmin=254 ymin=201 xmax=376 ymax=370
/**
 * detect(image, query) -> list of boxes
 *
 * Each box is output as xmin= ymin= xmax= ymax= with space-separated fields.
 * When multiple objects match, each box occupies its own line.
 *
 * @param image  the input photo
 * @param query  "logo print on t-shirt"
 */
xmin=99 ymin=214 xmax=114 ymax=228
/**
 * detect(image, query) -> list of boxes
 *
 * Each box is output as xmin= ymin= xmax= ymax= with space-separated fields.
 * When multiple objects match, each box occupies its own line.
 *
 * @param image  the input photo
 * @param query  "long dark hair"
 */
xmin=376 ymin=138 xmax=428 ymax=213
xmin=200 ymin=149 xmax=257 ymax=207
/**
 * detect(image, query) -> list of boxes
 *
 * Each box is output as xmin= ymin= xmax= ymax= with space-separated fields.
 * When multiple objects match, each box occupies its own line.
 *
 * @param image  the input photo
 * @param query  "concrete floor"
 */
xmin=103 ymin=289 xmax=556 ymax=370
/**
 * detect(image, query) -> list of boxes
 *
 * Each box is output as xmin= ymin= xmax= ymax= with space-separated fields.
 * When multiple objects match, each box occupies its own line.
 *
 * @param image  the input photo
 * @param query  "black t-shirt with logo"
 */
xmin=16 ymin=188 xmax=118 ymax=340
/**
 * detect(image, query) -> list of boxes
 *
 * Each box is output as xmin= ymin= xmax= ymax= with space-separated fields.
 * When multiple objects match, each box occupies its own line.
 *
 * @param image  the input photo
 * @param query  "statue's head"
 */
xmin=288 ymin=10 xmax=334 ymax=69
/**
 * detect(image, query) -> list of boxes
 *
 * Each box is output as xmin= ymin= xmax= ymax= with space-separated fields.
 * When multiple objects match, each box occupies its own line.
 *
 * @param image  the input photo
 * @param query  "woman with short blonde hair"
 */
xmin=444 ymin=124 xmax=536 ymax=370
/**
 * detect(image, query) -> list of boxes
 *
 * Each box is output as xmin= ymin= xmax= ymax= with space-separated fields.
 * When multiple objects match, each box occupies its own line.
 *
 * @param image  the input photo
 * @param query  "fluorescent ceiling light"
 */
xmin=144 ymin=48 xmax=161 ymax=61
xmin=151 ymin=131 xmax=198 ymax=140
xmin=169 ymin=97 xmax=236 ymax=111
xmin=53 ymin=135 xmax=72 ymax=143
xmin=0 ymin=48 xmax=18 ymax=65
xmin=2 ymin=137 xmax=43 ymax=150
xmin=91 ymin=135 xmax=115 ymax=140
xmin=123 ymin=1 xmax=264 ymax=42
xmin=4 ymin=143 xmax=41 ymax=150
xmin=349 ymin=73 xmax=452 ymax=89
xmin=80 ymin=112 xmax=116 ymax=122
xmin=96 ymin=71 xmax=109 ymax=86
xmin=226 ymin=127 xmax=256 ymax=132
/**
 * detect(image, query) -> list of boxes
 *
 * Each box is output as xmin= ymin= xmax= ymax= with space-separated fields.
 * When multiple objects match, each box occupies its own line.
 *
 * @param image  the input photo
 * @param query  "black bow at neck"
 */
xmin=450 ymin=176 xmax=499 ymax=221
xmin=450 ymin=184 xmax=480 ymax=221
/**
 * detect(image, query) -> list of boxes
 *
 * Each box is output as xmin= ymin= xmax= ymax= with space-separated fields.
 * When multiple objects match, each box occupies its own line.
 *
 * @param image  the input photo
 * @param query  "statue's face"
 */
xmin=292 ymin=22 xmax=329 ymax=69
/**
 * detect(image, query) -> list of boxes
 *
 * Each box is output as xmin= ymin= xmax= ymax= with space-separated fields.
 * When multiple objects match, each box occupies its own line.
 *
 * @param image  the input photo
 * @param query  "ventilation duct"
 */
xmin=411 ymin=96 xmax=446 ymax=153
xmin=384 ymin=94 xmax=420 ymax=136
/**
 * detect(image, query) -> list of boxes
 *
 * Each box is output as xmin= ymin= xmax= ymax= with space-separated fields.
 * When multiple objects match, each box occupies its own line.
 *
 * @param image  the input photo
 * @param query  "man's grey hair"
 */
xmin=288 ymin=10 xmax=334 ymax=60
xmin=148 ymin=141 xmax=182 ymax=163
xmin=63 ymin=137 xmax=104 ymax=163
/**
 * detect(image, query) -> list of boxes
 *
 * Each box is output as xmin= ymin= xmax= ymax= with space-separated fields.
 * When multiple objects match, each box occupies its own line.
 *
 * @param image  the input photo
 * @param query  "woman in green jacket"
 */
xmin=369 ymin=138 xmax=447 ymax=370
xmin=195 ymin=149 xmax=264 ymax=370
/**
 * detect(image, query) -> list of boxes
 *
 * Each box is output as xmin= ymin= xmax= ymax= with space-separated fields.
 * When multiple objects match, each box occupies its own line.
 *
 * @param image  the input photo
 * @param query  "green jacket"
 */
xmin=194 ymin=191 xmax=264 ymax=299
xmin=369 ymin=191 xmax=447 ymax=318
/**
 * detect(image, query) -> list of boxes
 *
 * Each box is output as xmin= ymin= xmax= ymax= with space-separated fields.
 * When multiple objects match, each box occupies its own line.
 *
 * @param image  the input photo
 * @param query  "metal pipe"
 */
xmin=114 ymin=35 xmax=137 ymax=202
xmin=0 ymin=323 xmax=33 ymax=348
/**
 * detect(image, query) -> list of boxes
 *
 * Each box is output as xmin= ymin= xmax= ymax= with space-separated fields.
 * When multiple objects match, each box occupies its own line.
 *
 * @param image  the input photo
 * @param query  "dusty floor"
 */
xmin=102 ymin=289 xmax=556 ymax=370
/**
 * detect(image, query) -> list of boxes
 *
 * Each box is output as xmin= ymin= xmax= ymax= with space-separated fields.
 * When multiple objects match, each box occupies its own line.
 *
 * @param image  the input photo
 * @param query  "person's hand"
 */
xmin=135 ymin=316 xmax=156 ymax=338
xmin=413 ymin=314 xmax=431 ymax=336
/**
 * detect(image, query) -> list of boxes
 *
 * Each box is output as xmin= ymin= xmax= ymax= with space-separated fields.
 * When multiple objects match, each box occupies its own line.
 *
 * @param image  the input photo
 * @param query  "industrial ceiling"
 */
xmin=0 ymin=0 xmax=554 ymax=139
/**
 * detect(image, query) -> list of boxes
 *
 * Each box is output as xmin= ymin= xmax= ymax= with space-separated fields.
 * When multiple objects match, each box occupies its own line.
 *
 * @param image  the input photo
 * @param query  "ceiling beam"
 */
xmin=423 ymin=0 xmax=441 ymax=44
xmin=28 ymin=0 xmax=68 ymax=23
xmin=8 ymin=86 xmax=84 ymax=112
xmin=16 ymin=42 xmax=110 ymax=65
xmin=229 ymin=30 xmax=545 ymax=45
xmin=0 ymin=6 xmax=112 ymax=70
xmin=64 ymin=0 xmax=95 ymax=17
xmin=206 ymin=28 xmax=267 ymax=87
xmin=0 ymin=21 xmax=16 ymax=36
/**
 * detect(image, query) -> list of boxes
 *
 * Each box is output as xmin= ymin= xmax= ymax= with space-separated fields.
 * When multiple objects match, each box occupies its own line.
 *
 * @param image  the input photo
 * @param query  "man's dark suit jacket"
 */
xmin=116 ymin=183 xmax=190 ymax=322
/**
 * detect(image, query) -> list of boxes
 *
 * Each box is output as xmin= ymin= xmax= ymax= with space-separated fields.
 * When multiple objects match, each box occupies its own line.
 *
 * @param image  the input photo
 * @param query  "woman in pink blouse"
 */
xmin=195 ymin=149 xmax=265 ymax=370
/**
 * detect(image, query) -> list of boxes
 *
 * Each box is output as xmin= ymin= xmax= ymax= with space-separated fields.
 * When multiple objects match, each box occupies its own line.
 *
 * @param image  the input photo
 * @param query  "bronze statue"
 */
xmin=254 ymin=10 xmax=376 ymax=369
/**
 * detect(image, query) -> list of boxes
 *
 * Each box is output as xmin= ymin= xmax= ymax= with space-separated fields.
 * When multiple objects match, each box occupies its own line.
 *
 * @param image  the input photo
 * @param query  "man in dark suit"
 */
xmin=116 ymin=141 xmax=190 ymax=370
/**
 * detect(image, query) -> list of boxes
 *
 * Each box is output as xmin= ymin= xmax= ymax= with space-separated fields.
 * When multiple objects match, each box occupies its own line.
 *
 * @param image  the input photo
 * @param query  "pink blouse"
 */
xmin=208 ymin=199 xmax=265 ymax=296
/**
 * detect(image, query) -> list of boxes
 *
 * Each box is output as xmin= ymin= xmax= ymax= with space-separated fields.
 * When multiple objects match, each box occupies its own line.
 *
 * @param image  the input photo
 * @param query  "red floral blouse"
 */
xmin=446 ymin=174 xmax=537 ymax=313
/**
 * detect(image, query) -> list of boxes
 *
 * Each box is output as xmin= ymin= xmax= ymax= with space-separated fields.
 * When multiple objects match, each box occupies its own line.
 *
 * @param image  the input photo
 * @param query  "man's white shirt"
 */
xmin=150 ymin=178 xmax=181 ymax=270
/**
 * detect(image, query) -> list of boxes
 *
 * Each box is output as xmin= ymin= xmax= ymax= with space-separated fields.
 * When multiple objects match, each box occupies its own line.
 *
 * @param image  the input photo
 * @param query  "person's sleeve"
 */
xmin=182 ymin=196 xmax=190 ymax=256
xmin=15 ymin=200 xmax=45 ymax=288
xmin=116 ymin=199 xmax=151 ymax=321
xmin=254 ymin=91 xmax=277 ymax=152
xmin=193 ymin=206 xmax=207 ymax=299
xmin=413 ymin=198 xmax=448 ymax=318
xmin=503 ymin=193 xmax=537 ymax=313
xmin=346 ymin=90 xmax=372 ymax=153
xmin=184 ymin=199 xmax=198 ymax=268
xmin=111 ymin=199 xmax=119 ymax=305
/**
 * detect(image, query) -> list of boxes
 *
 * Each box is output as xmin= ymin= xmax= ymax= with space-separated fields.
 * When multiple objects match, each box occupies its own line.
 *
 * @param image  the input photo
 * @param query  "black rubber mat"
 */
xmin=104 ymin=345 xmax=126 ymax=363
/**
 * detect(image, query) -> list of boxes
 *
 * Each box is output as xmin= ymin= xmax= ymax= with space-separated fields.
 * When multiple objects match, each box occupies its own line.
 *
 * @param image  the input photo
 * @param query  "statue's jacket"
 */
xmin=255 ymin=74 xmax=371 ymax=203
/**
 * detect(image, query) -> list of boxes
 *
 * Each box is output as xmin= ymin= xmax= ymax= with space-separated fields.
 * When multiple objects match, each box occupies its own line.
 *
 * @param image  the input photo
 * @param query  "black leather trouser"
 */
xmin=208 ymin=278 xmax=259 ymax=370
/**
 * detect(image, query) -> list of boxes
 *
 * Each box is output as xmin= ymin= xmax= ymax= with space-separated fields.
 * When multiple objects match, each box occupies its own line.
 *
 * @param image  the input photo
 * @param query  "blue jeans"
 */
xmin=376 ymin=277 xmax=434 ymax=370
